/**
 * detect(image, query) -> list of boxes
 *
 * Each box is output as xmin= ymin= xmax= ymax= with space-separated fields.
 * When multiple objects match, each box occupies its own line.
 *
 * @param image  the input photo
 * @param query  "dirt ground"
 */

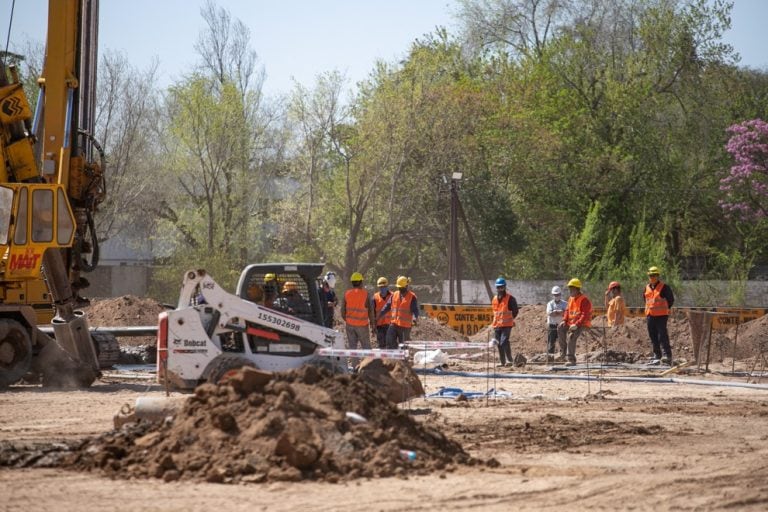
xmin=2 ymin=363 xmax=768 ymax=511
xmin=3 ymin=297 xmax=767 ymax=510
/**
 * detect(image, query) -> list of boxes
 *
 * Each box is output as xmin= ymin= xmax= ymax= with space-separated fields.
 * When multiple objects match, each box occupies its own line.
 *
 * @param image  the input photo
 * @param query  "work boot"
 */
xmin=555 ymin=354 xmax=567 ymax=363
xmin=565 ymin=360 xmax=577 ymax=367
xmin=660 ymin=356 xmax=670 ymax=365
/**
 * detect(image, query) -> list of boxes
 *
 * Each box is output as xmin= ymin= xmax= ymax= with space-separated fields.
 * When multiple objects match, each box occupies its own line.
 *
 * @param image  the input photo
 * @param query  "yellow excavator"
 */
xmin=0 ymin=0 xmax=108 ymax=387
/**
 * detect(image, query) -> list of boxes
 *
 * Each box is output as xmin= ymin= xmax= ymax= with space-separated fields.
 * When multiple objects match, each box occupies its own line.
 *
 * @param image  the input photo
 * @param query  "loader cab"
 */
xmin=235 ymin=263 xmax=327 ymax=326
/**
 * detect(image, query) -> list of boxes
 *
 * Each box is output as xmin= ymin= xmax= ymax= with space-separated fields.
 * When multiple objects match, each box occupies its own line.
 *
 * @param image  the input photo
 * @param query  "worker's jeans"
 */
xmin=346 ymin=324 xmax=371 ymax=367
xmin=557 ymin=323 xmax=584 ymax=363
xmin=646 ymin=315 xmax=672 ymax=360
xmin=375 ymin=325 xmax=389 ymax=348
xmin=385 ymin=324 xmax=410 ymax=349
xmin=494 ymin=327 xmax=512 ymax=365
xmin=547 ymin=324 xmax=558 ymax=354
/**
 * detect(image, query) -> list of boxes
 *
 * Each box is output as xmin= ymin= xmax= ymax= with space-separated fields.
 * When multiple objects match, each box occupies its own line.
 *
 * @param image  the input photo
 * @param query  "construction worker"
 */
xmin=341 ymin=272 xmax=375 ymax=362
xmin=379 ymin=276 xmax=419 ymax=349
xmin=545 ymin=286 xmax=567 ymax=359
xmin=490 ymin=277 xmax=519 ymax=367
xmin=262 ymin=273 xmax=278 ymax=309
xmin=373 ymin=277 xmax=392 ymax=348
xmin=245 ymin=281 xmax=264 ymax=303
xmin=644 ymin=266 xmax=675 ymax=365
xmin=277 ymin=281 xmax=311 ymax=315
xmin=557 ymin=278 xmax=592 ymax=366
xmin=605 ymin=281 xmax=629 ymax=327
xmin=320 ymin=277 xmax=338 ymax=328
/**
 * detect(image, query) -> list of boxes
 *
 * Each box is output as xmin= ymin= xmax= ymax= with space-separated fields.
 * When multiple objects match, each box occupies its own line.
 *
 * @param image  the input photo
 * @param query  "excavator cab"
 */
xmin=0 ymin=184 xmax=77 ymax=280
xmin=235 ymin=263 xmax=327 ymax=326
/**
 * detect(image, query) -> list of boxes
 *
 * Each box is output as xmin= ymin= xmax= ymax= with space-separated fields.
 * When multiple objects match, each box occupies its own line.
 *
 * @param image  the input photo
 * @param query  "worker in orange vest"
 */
xmin=557 ymin=278 xmax=592 ymax=366
xmin=373 ymin=277 xmax=392 ymax=348
xmin=378 ymin=276 xmax=419 ymax=349
xmin=341 ymin=272 xmax=375 ymax=363
xmin=644 ymin=266 xmax=675 ymax=365
xmin=605 ymin=281 xmax=629 ymax=327
xmin=490 ymin=277 xmax=519 ymax=367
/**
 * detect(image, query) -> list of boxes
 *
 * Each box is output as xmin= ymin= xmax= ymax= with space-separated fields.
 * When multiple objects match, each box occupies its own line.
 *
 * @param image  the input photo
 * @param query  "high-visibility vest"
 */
xmin=491 ymin=293 xmax=516 ymax=328
xmin=344 ymin=288 xmax=370 ymax=327
xmin=391 ymin=290 xmax=416 ymax=328
xmin=374 ymin=291 xmax=391 ymax=327
xmin=644 ymin=282 xmax=670 ymax=317
xmin=565 ymin=294 xmax=592 ymax=327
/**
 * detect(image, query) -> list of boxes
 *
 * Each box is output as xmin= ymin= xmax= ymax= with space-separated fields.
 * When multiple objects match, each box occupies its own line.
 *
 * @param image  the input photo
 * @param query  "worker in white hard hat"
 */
xmin=545 ymin=285 xmax=567 ymax=360
xmin=320 ymin=275 xmax=338 ymax=328
xmin=556 ymin=278 xmax=592 ymax=366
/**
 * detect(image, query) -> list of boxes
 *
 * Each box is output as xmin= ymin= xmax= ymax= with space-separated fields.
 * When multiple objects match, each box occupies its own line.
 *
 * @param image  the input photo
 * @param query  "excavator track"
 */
xmin=91 ymin=331 xmax=120 ymax=369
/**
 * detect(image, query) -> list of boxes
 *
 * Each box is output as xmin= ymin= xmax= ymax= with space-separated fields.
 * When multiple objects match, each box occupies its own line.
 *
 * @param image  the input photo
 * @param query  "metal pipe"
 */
xmin=415 ymin=368 xmax=768 ymax=390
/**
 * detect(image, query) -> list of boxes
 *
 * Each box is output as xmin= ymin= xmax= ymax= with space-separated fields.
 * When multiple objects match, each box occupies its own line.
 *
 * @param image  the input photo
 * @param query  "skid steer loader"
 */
xmin=158 ymin=264 xmax=347 ymax=390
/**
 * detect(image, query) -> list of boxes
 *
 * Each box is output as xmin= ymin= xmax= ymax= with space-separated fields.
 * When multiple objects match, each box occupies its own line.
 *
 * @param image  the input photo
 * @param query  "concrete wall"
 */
xmin=87 ymin=264 xmax=151 ymax=298
xmin=441 ymin=280 xmax=768 ymax=308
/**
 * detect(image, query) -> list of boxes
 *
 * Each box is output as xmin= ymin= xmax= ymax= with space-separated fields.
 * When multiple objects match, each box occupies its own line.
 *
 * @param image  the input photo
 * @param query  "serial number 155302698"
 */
xmin=256 ymin=312 xmax=301 ymax=332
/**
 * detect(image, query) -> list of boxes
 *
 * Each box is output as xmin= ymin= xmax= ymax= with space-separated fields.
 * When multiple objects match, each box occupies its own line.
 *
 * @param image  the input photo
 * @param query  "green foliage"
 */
xmin=149 ymin=251 xmax=243 ymax=303
xmin=46 ymin=0 xmax=768 ymax=300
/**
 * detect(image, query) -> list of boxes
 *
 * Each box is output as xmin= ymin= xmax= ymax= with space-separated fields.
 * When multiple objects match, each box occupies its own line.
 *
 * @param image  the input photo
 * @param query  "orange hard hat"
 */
xmin=607 ymin=281 xmax=621 ymax=290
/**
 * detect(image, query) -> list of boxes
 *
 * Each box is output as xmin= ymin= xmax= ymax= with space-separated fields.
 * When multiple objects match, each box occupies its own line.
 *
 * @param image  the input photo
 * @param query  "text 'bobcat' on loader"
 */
xmin=158 ymin=264 xmax=347 ymax=390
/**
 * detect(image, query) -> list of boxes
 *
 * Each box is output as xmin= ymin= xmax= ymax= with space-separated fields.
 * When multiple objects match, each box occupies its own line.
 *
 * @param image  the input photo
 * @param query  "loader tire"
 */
xmin=0 ymin=320 xmax=33 ymax=388
xmin=202 ymin=354 xmax=256 ymax=384
xmin=91 ymin=331 xmax=120 ymax=369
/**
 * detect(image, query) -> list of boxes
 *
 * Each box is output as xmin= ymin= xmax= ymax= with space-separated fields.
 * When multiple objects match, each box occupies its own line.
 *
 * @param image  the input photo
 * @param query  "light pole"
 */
xmin=448 ymin=172 xmax=463 ymax=303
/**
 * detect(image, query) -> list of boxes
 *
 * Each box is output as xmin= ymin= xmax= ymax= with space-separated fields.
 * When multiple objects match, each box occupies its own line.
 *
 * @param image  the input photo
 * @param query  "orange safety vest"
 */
xmin=491 ymin=293 xmax=516 ymax=328
xmin=373 ymin=291 xmax=391 ymax=327
xmin=344 ymin=288 xmax=370 ymax=327
xmin=644 ymin=282 xmax=670 ymax=317
xmin=391 ymin=290 xmax=416 ymax=328
xmin=565 ymin=294 xmax=592 ymax=327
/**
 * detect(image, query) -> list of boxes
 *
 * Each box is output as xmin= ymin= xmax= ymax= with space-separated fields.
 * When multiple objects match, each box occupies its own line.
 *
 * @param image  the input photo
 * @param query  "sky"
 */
xmin=4 ymin=0 xmax=768 ymax=97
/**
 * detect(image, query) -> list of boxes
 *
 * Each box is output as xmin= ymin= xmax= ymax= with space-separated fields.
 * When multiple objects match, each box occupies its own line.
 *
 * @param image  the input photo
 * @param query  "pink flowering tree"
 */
xmin=720 ymin=119 xmax=768 ymax=219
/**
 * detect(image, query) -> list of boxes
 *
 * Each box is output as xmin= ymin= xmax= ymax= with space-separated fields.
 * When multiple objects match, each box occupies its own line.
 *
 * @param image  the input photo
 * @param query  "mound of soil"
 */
xmin=85 ymin=295 xmax=166 ymax=327
xmin=411 ymin=315 xmax=467 ymax=342
xmin=84 ymin=295 xmax=166 ymax=352
xmin=357 ymin=359 xmax=424 ymax=403
xmin=5 ymin=366 xmax=475 ymax=484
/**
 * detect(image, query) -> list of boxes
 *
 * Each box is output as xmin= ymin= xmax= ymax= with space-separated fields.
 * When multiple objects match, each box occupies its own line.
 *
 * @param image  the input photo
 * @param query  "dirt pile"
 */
xmin=717 ymin=314 xmax=768 ymax=362
xmin=6 ymin=366 xmax=474 ymax=483
xmin=85 ymin=295 xmax=166 ymax=327
xmin=357 ymin=359 xmax=424 ymax=403
xmin=411 ymin=315 xmax=467 ymax=342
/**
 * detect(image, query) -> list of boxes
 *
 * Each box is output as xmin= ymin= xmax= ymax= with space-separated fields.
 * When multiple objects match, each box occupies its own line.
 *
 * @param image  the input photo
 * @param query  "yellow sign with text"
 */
xmin=421 ymin=304 xmax=494 ymax=336
xmin=423 ymin=304 xmax=767 ymax=335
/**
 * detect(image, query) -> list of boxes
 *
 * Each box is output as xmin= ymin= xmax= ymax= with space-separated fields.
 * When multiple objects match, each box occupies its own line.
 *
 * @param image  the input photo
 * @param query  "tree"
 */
xmin=720 ymin=119 xmax=768 ymax=219
xmin=93 ymin=51 xmax=161 ymax=243
xmin=150 ymin=1 xmax=281 ymax=293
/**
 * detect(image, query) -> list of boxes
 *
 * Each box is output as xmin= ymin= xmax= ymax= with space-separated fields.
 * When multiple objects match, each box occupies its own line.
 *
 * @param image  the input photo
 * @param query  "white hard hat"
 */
xmin=324 ymin=271 xmax=337 ymax=288
xmin=551 ymin=286 xmax=562 ymax=295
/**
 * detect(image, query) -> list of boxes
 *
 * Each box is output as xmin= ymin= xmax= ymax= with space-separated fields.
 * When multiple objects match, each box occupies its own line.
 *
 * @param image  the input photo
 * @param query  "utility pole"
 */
xmin=448 ymin=172 xmax=463 ymax=303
